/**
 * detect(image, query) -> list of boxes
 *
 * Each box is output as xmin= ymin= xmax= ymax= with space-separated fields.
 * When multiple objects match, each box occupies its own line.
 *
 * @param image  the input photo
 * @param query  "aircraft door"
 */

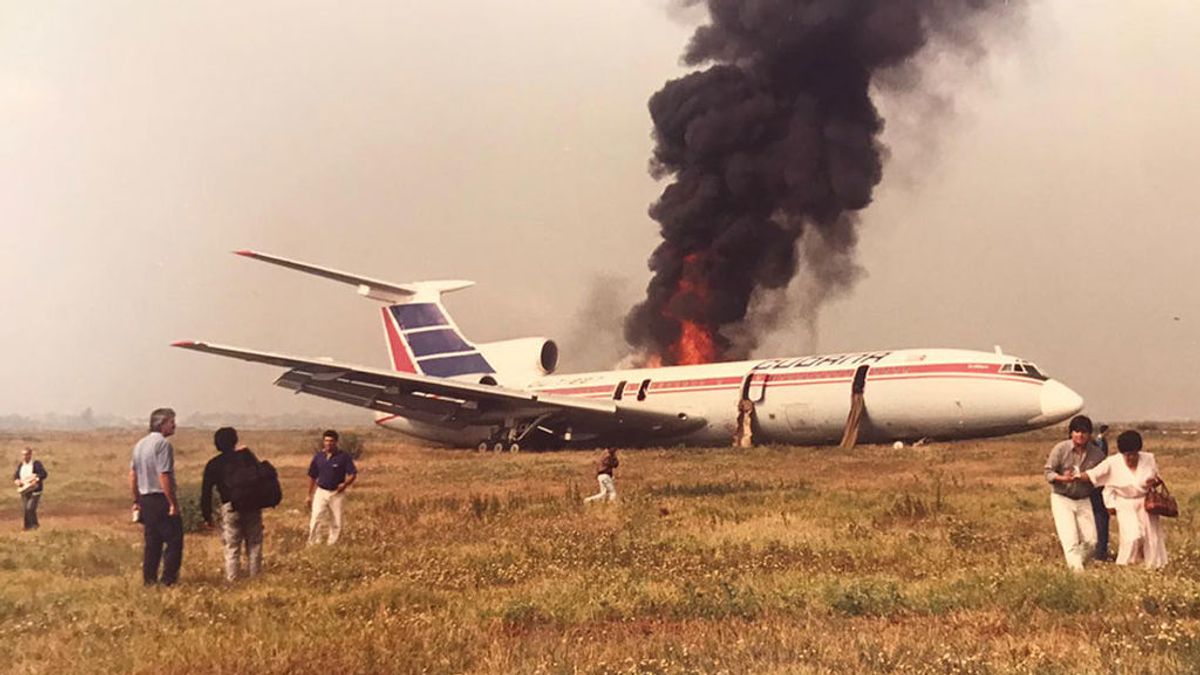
xmin=840 ymin=365 xmax=870 ymax=449
xmin=734 ymin=371 xmax=769 ymax=447
xmin=852 ymin=365 xmax=869 ymax=395
xmin=613 ymin=380 xmax=627 ymax=401
xmin=741 ymin=372 xmax=769 ymax=403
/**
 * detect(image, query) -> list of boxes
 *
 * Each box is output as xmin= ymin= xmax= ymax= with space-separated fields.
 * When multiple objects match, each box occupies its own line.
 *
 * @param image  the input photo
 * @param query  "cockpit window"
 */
xmin=1001 ymin=361 xmax=1047 ymax=380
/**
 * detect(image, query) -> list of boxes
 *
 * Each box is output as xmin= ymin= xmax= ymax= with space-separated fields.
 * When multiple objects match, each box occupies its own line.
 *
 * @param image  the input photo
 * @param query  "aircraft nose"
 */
xmin=1040 ymin=379 xmax=1084 ymax=421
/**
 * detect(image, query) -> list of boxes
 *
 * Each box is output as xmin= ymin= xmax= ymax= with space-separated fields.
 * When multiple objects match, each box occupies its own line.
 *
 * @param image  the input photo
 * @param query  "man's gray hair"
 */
xmin=149 ymin=407 xmax=176 ymax=432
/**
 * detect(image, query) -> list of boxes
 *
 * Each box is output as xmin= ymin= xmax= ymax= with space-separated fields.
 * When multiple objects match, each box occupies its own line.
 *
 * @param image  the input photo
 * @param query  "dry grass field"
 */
xmin=2 ymin=425 xmax=1199 ymax=674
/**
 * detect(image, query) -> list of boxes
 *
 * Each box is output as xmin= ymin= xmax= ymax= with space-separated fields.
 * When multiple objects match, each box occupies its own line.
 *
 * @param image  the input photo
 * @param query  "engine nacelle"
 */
xmin=475 ymin=338 xmax=558 ymax=384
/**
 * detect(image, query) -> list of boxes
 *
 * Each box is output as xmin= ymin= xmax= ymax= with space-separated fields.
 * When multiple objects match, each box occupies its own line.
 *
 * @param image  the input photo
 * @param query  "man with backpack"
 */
xmin=201 ymin=427 xmax=266 ymax=582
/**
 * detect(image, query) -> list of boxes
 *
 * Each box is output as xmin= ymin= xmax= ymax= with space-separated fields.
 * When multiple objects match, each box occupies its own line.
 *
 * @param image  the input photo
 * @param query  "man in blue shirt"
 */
xmin=129 ymin=407 xmax=183 ymax=585
xmin=306 ymin=429 xmax=357 ymax=545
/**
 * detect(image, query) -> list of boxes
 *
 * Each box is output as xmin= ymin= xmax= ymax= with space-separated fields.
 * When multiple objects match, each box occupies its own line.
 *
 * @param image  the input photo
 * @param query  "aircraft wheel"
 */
xmin=509 ymin=442 xmax=520 ymax=453
xmin=476 ymin=441 xmax=488 ymax=453
xmin=493 ymin=442 xmax=506 ymax=453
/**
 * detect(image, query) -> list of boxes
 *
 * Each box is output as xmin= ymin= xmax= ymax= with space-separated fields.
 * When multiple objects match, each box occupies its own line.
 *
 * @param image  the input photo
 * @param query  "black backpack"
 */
xmin=227 ymin=452 xmax=283 ymax=512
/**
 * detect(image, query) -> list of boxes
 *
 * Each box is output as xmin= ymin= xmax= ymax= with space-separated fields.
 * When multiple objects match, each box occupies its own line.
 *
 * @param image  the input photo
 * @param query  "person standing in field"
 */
xmin=306 ymin=429 xmax=357 ymax=545
xmin=1043 ymin=414 xmax=1105 ymax=572
xmin=584 ymin=447 xmax=619 ymax=504
xmin=1090 ymin=423 xmax=1112 ymax=562
xmin=201 ymin=427 xmax=264 ymax=582
xmin=130 ymin=407 xmax=184 ymax=586
xmin=1078 ymin=430 xmax=1168 ymax=569
xmin=13 ymin=446 xmax=48 ymax=530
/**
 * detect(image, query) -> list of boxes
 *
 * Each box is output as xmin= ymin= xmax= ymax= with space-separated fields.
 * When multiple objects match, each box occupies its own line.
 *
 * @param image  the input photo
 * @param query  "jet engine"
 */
xmin=475 ymin=338 xmax=558 ymax=384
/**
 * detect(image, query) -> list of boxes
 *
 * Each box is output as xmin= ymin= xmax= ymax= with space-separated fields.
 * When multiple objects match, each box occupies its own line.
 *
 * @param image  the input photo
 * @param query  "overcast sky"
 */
xmin=2 ymin=0 xmax=1197 ymax=423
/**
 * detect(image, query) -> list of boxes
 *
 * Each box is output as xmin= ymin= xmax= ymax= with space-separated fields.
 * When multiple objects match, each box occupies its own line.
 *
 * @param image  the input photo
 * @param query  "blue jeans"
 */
xmin=140 ymin=493 xmax=184 ymax=585
xmin=1089 ymin=489 xmax=1110 ymax=561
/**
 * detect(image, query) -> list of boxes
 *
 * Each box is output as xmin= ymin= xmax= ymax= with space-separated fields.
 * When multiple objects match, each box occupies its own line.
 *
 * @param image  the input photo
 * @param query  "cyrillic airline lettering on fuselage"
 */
xmin=752 ymin=351 xmax=892 ymax=371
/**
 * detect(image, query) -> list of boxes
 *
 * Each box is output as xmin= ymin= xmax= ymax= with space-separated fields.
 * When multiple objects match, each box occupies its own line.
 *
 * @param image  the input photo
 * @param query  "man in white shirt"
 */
xmin=12 ymin=447 xmax=48 ymax=530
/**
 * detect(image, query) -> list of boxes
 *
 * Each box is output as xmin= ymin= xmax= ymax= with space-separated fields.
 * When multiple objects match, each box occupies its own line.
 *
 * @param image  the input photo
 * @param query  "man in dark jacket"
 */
xmin=13 ymin=447 xmax=48 ymax=530
xmin=201 ymin=427 xmax=263 ymax=582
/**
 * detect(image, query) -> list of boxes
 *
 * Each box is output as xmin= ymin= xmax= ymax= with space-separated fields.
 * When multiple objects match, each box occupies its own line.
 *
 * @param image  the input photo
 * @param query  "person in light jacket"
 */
xmin=13 ymin=447 xmax=48 ymax=530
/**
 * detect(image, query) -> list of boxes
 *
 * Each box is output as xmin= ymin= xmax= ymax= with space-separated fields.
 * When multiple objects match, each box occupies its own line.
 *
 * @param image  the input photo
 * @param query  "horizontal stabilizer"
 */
xmin=235 ymin=250 xmax=473 ymax=304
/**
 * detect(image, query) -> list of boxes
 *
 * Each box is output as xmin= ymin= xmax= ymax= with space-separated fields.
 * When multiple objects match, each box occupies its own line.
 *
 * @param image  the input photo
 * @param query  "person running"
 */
xmin=584 ymin=448 xmax=619 ymax=504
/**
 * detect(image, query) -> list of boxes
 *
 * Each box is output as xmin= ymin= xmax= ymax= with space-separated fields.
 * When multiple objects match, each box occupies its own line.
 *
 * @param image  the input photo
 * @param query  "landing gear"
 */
xmin=481 ymin=434 xmax=520 ymax=453
xmin=479 ymin=413 xmax=553 ymax=453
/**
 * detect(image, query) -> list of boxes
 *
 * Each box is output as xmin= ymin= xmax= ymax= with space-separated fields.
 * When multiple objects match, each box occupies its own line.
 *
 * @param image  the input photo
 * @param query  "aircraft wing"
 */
xmin=171 ymin=341 xmax=705 ymax=439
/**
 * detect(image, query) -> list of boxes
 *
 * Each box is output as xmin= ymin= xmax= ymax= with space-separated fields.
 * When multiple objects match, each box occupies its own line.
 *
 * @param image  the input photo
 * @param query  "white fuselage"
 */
xmin=375 ymin=348 xmax=1083 ymax=447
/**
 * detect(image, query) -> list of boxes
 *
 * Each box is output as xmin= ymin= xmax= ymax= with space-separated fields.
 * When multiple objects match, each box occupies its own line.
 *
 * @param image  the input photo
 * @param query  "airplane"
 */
xmin=173 ymin=251 xmax=1085 ymax=451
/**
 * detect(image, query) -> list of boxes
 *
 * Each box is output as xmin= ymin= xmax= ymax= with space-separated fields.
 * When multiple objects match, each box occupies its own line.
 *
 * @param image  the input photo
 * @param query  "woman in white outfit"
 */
xmin=1079 ymin=430 xmax=1167 ymax=569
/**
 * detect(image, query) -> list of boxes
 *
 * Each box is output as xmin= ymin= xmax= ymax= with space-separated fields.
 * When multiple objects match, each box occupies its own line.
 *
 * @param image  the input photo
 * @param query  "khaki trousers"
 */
xmin=309 ymin=487 xmax=345 ymax=545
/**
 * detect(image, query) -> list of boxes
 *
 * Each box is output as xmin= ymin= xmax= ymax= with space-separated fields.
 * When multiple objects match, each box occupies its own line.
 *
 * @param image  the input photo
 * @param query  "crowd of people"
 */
xmin=125 ymin=408 xmax=359 ymax=586
xmin=9 ymin=409 xmax=1176 ymax=585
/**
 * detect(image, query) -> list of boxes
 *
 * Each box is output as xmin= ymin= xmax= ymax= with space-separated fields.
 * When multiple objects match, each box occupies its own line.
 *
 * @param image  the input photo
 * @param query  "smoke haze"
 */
xmin=1 ymin=1 xmax=1198 ymax=424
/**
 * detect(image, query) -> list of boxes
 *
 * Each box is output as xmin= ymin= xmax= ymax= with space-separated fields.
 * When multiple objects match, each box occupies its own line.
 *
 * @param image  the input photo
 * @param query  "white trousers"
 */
xmin=584 ymin=474 xmax=616 ymax=503
xmin=309 ymin=487 xmax=345 ymax=545
xmin=1050 ymin=492 xmax=1097 ymax=571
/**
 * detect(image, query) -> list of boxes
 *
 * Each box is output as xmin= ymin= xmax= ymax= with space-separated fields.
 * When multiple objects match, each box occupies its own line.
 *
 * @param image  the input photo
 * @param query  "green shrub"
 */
xmin=825 ymin=579 xmax=906 ymax=617
xmin=178 ymin=485 xmax=207 ymax=533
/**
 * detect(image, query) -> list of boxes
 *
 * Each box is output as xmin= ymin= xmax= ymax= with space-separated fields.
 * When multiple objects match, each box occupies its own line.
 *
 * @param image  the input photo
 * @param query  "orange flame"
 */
xmin=659 ymin=253 xmax=719 ymax=365
xmin=672 ymin=319 xmax=717 ymax=365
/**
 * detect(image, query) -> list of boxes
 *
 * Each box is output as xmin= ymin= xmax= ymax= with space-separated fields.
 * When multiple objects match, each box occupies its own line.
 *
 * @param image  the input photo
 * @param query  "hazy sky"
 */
xmin=2 ymin=1 xmax=1197 ymax=423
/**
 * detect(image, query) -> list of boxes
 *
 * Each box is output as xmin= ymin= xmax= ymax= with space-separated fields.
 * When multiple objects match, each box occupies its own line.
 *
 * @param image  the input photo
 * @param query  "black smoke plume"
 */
xmin=625 ymin=0 xmax=1023 ymax=364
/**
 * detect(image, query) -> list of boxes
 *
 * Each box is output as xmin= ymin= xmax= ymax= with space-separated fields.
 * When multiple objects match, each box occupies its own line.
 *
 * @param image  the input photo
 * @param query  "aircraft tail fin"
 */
xmin=378 ymin=301 xmax=496 ymax=377
xmin=236 ymin=250 xmax=493 ymax=378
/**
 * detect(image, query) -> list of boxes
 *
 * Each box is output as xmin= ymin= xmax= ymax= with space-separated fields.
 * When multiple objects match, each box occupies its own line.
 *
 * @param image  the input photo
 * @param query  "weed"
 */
xmin=3 ymin=428 xmax=1199 ymax=673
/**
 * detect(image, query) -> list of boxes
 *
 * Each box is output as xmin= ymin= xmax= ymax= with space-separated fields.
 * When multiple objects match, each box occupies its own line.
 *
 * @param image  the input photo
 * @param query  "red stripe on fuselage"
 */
xmin=382 ymin=306 xmax=417 ymax=373
xmin=533 ymin=363 xmax=1039 ymax=398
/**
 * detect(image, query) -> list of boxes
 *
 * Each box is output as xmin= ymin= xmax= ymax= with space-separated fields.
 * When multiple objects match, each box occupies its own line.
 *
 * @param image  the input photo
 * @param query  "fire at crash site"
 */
xmin=623 ymin=0 xmax=1025 ymax=367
